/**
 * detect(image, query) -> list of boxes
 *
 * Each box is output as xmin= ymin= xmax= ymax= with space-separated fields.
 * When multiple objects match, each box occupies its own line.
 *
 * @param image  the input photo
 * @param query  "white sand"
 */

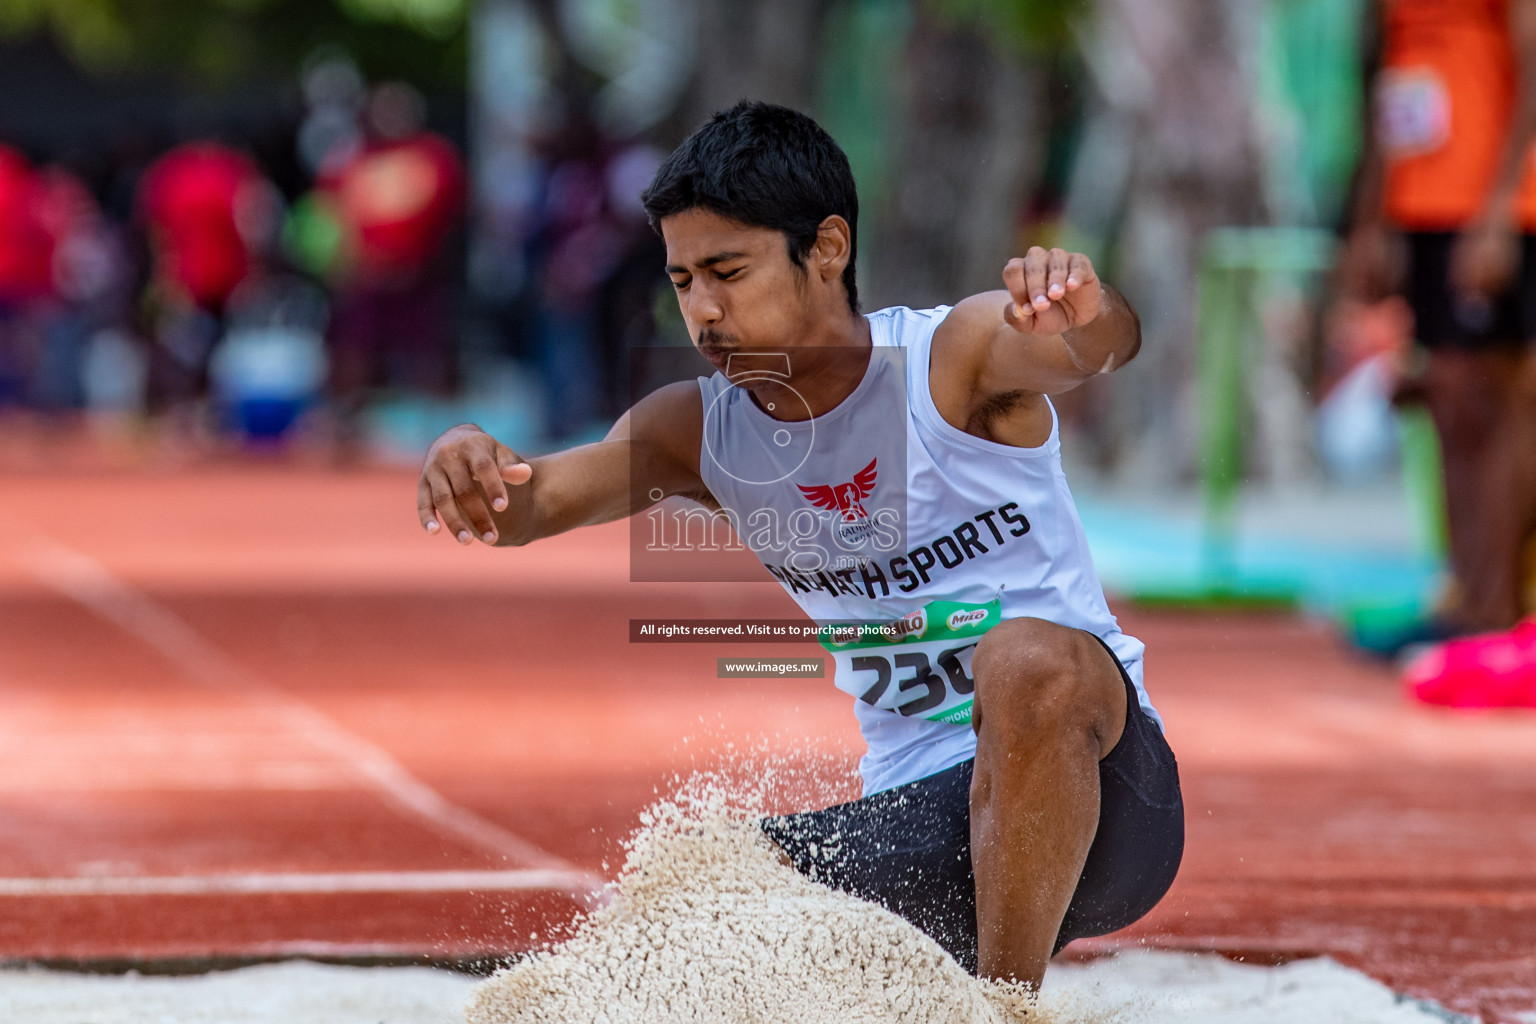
xmin=1042 ymin=952 xmax=1470 ymax=1024
xmin=0 ymin=950 xmax=1464 ymax=1024
xmin=466 ymin=798 xmax=1032 ymax=1024
xmin=0 ymin=780 xmax=1471 ymax=1024
xmin=464 ymin=783 xmax=1461 ymax=1024
xmin=0 ymin=959 xmax=471 ymax=1023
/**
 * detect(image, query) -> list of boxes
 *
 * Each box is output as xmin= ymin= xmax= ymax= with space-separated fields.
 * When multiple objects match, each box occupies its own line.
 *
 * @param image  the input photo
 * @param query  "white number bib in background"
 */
xmin=1377 ymin=67 xmax=1450 ymax=157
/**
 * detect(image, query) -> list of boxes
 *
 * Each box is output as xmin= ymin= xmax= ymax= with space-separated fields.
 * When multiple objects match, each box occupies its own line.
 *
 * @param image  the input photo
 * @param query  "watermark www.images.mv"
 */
xmin=715 ymin=658 xmax=825 ymax=678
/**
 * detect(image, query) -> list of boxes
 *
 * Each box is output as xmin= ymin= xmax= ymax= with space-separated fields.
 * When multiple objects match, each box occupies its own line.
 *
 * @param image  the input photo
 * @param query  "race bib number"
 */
xmin=821 ymin=600 xmax=1001 ymax=725
xmin=1377 ymin=68 xmax=1450 ymax=157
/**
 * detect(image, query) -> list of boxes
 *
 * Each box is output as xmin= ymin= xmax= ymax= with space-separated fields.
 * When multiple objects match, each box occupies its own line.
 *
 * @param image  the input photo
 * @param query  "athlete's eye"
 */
xmin=670 ymin=276 xmax=691 ymax=290
xmin=716 ymin=268 xmax=742 ymax=281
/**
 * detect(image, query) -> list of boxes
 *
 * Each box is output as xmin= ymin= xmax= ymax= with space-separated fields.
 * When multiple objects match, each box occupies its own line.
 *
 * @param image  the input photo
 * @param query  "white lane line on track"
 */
xmin=0 ymin=869 xmax=598 ymax=897
xmin=20 ymin=540 xmax=603 ymax=894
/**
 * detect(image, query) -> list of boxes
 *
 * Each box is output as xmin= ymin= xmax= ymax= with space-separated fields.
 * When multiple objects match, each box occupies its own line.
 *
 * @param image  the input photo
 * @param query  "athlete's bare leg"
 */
xmin=1465 ymin=346 xmax=1536 ymax=629
xmin=1424 ymin=349 xmax=1523 ymax=631
xmin=968 ymin=617 xmax=1126 ymax=988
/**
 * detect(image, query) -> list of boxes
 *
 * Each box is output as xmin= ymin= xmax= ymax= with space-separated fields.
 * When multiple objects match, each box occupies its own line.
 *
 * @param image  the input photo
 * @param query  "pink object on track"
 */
xmin=1404 ymin=618 xmax=1536 ymax=707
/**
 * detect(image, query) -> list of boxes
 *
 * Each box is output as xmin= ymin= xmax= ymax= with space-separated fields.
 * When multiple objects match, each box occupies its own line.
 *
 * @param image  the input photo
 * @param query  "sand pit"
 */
xmin=466 ymin=793 xmax=1031 ymax=1024
xmin=0 ymin=784 xmax=1474 ymax=1024
xmin=0 ymin=950 xmax=1465 ymax=1023
xmin=464 ymin=784 xmax=1462 ymax=1024
xmin=0 ymin=959 xmax=471 ymax=1023
xmin=1042 ymin=952 xmax=1472 ymax=1024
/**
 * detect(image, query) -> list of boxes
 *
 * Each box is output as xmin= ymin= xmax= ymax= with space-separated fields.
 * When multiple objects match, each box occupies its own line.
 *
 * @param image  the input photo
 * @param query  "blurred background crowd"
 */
xmin=0 ymin=0 xmax=1533 ymax=683
xmin=0 ymin=0 xmax=1376 ymax=469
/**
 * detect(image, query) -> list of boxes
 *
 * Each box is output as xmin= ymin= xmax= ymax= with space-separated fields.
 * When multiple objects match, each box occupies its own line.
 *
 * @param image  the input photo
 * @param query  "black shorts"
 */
xmin=1404 ymin=231 xmax=1536 ymax=350
xmin=760 ymin=639 xmax=1183 ymax=974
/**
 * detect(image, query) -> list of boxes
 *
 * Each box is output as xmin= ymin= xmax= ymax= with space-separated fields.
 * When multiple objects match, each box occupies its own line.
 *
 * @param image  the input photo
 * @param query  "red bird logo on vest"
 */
xmin=798 ymin=458 xmax=878 ymax=521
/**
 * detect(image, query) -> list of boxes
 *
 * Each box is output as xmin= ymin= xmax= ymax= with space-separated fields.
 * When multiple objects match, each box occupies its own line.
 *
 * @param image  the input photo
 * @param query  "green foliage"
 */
xmin=0 ymin=0 xmax=466 ymax=87
xmin=925 ymin=0 xmax=1088 ymax=54
xmin=336 ymin=0 xmax=464 ymax=39
xmin=0 ymin=0 xmax=137 ymax=67
xmin=1258 ymin=0 xmax=1366 ymax=226
xmin=283 ymin=191 xmax=344 ymax=280
xmin=818 ymin=0 xmax=911 ymax=214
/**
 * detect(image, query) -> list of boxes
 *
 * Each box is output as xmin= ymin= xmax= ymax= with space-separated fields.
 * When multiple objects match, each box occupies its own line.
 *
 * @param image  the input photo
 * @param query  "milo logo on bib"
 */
xmin=820 ymin=599 xmax=1001 ymax=724
xmin=946 ymin=608 xmax=988 ymax=630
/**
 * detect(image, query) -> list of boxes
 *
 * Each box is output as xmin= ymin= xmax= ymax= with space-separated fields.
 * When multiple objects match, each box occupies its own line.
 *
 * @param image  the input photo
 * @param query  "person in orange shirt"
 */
xmin=1346 ymin=0 xmax=1536 ymax=638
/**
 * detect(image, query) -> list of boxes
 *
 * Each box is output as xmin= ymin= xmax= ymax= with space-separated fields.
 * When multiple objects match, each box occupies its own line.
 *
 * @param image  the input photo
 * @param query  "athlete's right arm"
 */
xmin=416 ymin=380 xmax=707 ymax=547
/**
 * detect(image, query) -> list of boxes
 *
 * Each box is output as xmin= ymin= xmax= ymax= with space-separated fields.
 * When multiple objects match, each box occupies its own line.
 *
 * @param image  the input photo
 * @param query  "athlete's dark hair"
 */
xmin=642 ymin=101 xmax=860 ymax=313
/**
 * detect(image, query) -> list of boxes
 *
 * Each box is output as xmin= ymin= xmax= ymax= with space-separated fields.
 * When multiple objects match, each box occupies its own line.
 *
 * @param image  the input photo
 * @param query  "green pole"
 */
xmin=1196 ymin=228 xmax=1336 ymax=596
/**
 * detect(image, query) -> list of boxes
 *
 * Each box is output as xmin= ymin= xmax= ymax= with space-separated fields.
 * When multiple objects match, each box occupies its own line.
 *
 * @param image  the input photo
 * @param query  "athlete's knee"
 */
xmin=971 ymin=618 xmax=1109 ymax=738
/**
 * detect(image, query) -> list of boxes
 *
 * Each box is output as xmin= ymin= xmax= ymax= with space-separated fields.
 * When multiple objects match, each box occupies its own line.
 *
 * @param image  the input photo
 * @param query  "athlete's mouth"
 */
xmin=698 ymin=330 xmax=742 ymax=370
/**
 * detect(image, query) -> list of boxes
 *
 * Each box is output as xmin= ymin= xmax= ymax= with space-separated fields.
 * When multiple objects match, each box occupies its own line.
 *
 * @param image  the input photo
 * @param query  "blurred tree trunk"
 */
xmin=1064 ymin=0 xmax=1268 ymax=485
xmin=865 ymin=5 xmax=1047 ymax=310
xmin=676 ymin=0 xmax=841 ymax=130
xmin=667 ymin=0 xmax=1050 ymax=314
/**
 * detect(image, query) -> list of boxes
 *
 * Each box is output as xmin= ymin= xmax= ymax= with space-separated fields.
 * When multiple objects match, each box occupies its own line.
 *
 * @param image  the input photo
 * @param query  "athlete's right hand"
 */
xmin=417 ymin=425 xmax=532 ymax=545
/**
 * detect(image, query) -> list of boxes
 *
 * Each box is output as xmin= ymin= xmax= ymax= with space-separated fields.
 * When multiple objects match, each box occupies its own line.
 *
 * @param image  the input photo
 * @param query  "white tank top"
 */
xmin=696 ymin=305 xmax=1157 ymax=795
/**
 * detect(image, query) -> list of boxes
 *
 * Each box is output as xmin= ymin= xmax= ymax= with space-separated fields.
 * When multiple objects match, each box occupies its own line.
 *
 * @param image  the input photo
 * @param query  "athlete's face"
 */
xmin=660 ymin=208 xmax=847 ymax=377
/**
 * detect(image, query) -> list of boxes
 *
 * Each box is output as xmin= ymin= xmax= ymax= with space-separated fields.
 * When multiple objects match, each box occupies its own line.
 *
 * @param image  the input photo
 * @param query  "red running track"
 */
xmin=0 ymin=462 xmax=1532 ymax=1023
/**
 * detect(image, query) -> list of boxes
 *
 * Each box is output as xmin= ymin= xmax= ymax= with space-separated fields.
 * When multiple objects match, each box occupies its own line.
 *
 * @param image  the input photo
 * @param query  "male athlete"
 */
xmin=417 ymin=102 xmax=1182 ymax=989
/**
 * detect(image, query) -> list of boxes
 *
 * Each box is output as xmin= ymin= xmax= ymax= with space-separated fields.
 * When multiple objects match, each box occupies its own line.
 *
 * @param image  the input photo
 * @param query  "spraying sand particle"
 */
xmin=465 ymin=784 xmax=1035 ymax=1024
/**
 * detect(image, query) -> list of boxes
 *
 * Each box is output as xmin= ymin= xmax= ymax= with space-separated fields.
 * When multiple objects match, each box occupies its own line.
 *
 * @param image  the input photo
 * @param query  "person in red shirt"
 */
xmin=137 ymin=141 xmax=274 ymax=415
xmin=0 ymin=146 xmax=57 ymax=308
xmin=0 ymin=147 xmax=55 ymax=403
xmin=1345 ymin=0 xmax=1536 ymax=638
xmin=0 ymin=149 xmax=114 ymax=408
xmin=320 ymin=81 xmax=465 ymax=437
xmin=139 ymin=142 xmax=267 ymax=314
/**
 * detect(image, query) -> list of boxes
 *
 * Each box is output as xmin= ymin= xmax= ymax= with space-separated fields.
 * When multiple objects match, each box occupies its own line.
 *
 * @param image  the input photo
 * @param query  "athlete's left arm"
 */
xmin=933 ymin=246 xmax=1141 ymax=402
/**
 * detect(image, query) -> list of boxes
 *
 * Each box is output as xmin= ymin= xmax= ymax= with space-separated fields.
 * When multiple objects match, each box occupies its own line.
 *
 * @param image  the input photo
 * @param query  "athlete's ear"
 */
xmin=813 ymin=215 xmax=852 ymax=283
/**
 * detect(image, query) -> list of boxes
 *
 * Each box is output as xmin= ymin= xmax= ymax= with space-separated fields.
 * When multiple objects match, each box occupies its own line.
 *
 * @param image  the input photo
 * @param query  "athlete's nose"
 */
xmin=687 ymin=282 xmax=724 ymax=326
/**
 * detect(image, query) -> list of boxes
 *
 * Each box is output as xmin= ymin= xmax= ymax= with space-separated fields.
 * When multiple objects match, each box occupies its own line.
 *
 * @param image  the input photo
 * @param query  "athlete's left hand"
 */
xmin=1002 ymin=247 xmax=1103 ymax=336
